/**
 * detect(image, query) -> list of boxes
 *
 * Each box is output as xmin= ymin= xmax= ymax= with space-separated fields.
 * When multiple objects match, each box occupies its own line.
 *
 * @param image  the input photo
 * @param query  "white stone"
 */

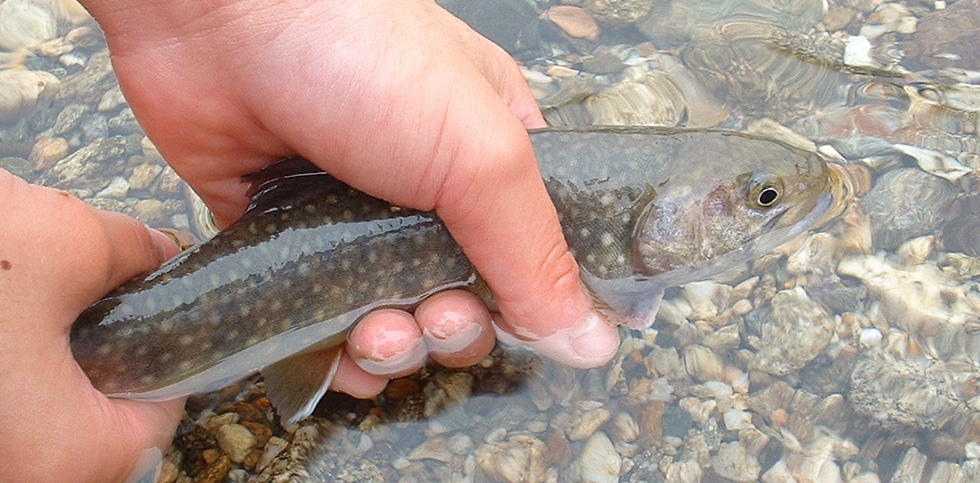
xmin=96 ymin=175 xmax=130 ymax=199
xmin=0 ymin=69 xmax=59 ymax=123
xmin=0 ymin=0 xmax=57 ymax=50
xmin=712 ymin=442 xmax=761 ymax=482
xmin=215 ymin=423 xmax=257 ymax=464
xmin=859 ymin=328 xmax=882 ymax=348
xmin=574 ymin=432 xmax=621 ymax=483
xmin=724 ymin=408 xmax=753 ymax=431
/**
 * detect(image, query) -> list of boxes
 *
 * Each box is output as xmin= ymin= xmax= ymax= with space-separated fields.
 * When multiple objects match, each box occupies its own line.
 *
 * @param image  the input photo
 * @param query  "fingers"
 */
xmin=415 ymin=290 xmax=495 ymax=367
xmin=337 ymin=290 xmax=497 ymax=398
xmin=346 ymin=309 xmax=428 ymax=378
xmin=88 ymin=0 xmax=619 ymax=373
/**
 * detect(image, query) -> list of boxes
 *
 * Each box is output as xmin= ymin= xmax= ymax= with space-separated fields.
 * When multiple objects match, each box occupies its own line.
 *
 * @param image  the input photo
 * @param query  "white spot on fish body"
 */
xmin=601 ymin=233 xmax=615 ymax=247
xmin=297 ymin=262 xmax=311 ymax=276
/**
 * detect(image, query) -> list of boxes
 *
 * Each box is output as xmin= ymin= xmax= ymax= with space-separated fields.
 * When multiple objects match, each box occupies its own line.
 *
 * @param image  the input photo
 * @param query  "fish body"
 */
xmin=71 ymin=127 xmax=841 ymax=423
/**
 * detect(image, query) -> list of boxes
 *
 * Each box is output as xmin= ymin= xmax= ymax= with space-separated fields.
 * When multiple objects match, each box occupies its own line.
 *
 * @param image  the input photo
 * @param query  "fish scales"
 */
xmin=70 ymin=126 xmax=841 ymax=422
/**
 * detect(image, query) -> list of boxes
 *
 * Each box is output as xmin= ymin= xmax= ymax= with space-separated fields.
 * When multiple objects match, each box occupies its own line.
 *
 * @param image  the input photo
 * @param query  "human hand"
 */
xmin=79 ymin=0 xmax=620 ymax=396
xmin=0 ymin=170 xmax=184 ymax=481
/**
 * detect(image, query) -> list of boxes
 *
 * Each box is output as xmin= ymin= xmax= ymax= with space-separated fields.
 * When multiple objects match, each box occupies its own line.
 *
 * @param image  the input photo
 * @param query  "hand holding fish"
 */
xmin=80 ymin=0 xmax=619 ymax=374
xmin=0 ymin=171 xmax=185 ymax=481
xmin=2 ymin=1 xmax=619 ymax=481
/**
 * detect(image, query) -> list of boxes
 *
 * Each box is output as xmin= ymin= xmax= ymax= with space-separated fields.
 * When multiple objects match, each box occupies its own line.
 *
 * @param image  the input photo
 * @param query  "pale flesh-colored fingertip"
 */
xmin=416 ymin=290 xmax=496 ymax=367
xmin=493 ymin=310 xmax=619 ymax=369
xmin=328 ymin=354 xmax=388 ymax=399
xmin=347 ymin=309 xmax=428 ymax=377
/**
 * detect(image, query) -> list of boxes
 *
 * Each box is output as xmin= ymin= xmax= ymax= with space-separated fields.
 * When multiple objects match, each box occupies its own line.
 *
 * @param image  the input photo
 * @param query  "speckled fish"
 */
xmin=71 ymin=126 xmax=846 ymax=423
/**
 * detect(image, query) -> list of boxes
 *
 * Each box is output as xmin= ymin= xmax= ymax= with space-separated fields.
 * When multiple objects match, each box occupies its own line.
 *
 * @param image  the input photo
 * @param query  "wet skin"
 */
xmin=71 ymin=126 xmax=840 ymax=423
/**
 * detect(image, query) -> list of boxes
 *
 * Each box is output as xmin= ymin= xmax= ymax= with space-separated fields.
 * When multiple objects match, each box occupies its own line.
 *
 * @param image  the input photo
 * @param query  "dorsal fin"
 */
xmin=242 ymin=157 xmax=350 ymax=216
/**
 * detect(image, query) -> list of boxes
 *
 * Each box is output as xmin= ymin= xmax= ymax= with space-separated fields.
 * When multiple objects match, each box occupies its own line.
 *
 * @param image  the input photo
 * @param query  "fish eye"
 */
xmin=747 ymin=173 xmax=783 ymax=209
xmin=758 ymin=186 xmax=780 ymax=206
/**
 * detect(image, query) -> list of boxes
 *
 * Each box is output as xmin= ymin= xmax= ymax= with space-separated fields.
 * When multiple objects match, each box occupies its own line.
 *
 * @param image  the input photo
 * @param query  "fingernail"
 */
xmin=351 ymin=338 xmax=427 ymax=377
xmin=148 ymin=228 xmax=179 ymax=262
xmin=568 ymin=311 xmax=619 ymax=363
xmin=492 ymin=310 xmax=618 ymax=368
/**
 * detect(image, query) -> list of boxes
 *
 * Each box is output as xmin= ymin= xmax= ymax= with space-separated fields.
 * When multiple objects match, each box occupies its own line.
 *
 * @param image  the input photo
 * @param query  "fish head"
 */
xmin=631 ymin=138 xmax=836 ymax=276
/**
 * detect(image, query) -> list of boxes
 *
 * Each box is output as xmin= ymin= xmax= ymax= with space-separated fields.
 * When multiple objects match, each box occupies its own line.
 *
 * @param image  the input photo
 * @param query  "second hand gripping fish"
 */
xmin=71 ymin=126 xmax=848 ymax=424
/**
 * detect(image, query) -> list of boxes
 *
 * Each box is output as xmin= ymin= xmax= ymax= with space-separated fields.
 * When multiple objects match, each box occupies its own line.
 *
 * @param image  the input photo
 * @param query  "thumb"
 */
xmin=434 ymin=118 xmax=620 ymax=368
xmin=0 ymin=170 xmax=184 ymax=482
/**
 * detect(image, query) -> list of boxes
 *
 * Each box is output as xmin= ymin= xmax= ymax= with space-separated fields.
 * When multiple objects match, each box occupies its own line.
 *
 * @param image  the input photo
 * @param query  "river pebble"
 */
xmin=28 ymin=135 xmax=67 ymax=170
xmin=0 ymin=69 xmax=59 ymax=123
xmin=573 ymin=432 xmax=620 ymax=483
xmin=215 ymin=424 xmax=257 ymax=464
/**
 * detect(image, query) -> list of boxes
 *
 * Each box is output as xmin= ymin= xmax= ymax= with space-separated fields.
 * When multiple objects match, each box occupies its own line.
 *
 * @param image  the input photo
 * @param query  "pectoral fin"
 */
xmin=261 ymin=346 xmax=343 ymax=425
xmin=580 ymin=268 xmax=665 ymax=330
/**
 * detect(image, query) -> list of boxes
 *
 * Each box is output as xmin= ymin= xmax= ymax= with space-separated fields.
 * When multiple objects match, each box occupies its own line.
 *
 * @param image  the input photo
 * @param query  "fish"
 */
xmin=70 ymin=126 xmax=846 ymax=424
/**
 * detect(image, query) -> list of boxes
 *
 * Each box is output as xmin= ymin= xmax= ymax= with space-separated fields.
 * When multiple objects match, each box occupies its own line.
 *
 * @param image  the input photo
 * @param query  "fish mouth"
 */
xmin=768 ymin=192 xmax=835 ymax=244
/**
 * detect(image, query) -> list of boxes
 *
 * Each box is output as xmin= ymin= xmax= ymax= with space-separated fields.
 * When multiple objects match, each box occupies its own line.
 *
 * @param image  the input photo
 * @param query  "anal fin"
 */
xmin=261 ymin=346 xmax=343 ymax=425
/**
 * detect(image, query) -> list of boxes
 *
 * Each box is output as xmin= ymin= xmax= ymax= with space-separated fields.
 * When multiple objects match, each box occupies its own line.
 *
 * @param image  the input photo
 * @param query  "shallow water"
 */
xmin=2 ymin=0 xmax=980 ymax=481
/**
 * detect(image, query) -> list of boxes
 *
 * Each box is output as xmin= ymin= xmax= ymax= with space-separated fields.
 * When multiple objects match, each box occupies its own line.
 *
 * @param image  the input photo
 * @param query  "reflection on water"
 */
xmin=3 ymin=0 xmax=980 ymax=481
